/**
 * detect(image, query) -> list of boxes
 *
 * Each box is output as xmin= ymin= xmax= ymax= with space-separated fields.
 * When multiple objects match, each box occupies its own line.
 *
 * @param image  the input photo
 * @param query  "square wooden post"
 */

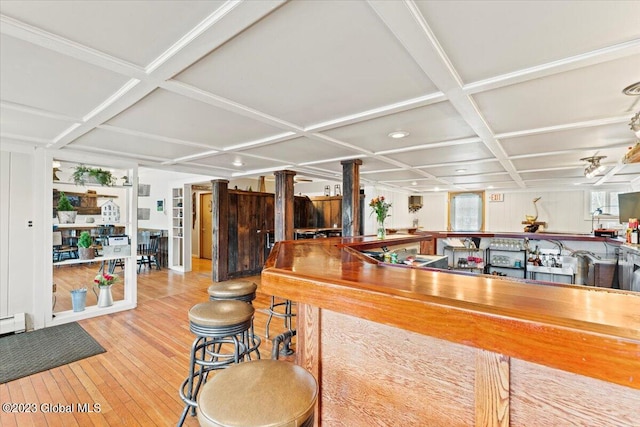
xmin=211 ymin=179 xmax=229 ymax=282
xmin=341 ymin=159 xmax=363 ymax=237
xmin=274 ymin=170 xmax=296 ymax=241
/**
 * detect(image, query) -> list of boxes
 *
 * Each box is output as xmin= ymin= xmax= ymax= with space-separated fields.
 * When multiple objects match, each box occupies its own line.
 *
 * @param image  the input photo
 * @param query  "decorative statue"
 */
xmin=524 ymin=197 xmax=542 ymax=232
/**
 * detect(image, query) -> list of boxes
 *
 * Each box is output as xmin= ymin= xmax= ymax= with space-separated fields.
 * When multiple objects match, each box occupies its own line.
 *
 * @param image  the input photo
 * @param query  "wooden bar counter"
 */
xmin=261 ymin=234 xmax=640 ymax=426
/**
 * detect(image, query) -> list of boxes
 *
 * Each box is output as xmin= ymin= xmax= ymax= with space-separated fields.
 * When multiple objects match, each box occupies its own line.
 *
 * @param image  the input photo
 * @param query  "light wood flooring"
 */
xmin=1 ymin=258 xmax=295 ymax=426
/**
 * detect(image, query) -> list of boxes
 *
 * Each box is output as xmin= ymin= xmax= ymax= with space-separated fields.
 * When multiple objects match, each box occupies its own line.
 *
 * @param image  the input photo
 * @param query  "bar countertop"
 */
xmin=261 ymin=234 xmax=640 ymax=390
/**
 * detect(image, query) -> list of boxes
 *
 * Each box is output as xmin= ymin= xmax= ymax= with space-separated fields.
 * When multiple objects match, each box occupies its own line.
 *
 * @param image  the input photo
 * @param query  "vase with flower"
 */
xmin=92 ymin=272 xmax=118 ymax=307
xmin=369 ymin=196 xmax=392 ymax=239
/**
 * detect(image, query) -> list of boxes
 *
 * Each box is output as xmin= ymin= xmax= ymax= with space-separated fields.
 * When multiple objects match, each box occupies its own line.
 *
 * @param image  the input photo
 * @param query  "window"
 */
xmin=448 ymin=191 xmax=485 ymax=231
xmin=589 ymin=191 xmax=620 ymax=217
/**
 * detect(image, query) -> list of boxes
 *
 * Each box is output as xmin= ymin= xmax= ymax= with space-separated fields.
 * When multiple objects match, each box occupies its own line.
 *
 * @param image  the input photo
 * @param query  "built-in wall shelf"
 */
xmin=169 ymin=186 xmax=191 ymax=272
xmin=171 ymin=188 xmax=184 ymax=268
xmin=53 ymin=189 xmax=118 ymax=215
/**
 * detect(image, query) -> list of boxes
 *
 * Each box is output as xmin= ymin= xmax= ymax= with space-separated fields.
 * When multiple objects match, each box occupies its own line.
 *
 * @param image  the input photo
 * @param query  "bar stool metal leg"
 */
xmin=265 ymin=296 xmax=295 ymax=355
xmin=208 ymin=281 xmax=261 ymax=360
xmin=178 ymin=300 xmax=253 ymax=426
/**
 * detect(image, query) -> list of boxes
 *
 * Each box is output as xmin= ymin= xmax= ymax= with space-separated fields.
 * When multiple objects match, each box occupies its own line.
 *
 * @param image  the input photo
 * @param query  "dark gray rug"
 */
xmin=0 ymin=322 xmax=105 ymax=384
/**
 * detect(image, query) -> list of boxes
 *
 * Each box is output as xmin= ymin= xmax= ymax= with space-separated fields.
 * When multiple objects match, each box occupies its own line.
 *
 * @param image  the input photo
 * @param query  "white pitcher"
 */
xmin=93 ymin=285 xmax=113 ymax=308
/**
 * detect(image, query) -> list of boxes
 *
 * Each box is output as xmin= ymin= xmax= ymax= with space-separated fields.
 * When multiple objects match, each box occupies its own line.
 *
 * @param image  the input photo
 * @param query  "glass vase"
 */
xmin=377 ymin=219 xmax=386 ymax=239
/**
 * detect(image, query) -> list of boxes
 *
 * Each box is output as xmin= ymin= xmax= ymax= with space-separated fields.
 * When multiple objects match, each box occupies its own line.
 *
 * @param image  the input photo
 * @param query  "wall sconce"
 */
xmin=408 ymin=195 xmax=423 ymax=213
xmin=580 ymin=155 xmax=606 ymax=179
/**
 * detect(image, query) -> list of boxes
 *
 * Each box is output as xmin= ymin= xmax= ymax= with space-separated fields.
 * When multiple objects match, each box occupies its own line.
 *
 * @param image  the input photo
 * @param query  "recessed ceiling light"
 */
xmin=232 ymin=160 xmax=244 ymax=167
xmin=456 ymin=169 xmax=467 ymax=173
xmin=411 ymin=181 xmax=418 ymax=186
xmin=388 ymin=131 xmax=409 ymax=139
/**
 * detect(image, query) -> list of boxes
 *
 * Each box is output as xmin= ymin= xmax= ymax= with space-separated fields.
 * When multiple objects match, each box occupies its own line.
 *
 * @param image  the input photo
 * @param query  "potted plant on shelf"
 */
xmin=56 ymin=192 xmax=77 ymax=224
xmin=77 ymin=231 xmax=95 ymax=260
xmin=72 ymin=165 xmax=114 ymax=186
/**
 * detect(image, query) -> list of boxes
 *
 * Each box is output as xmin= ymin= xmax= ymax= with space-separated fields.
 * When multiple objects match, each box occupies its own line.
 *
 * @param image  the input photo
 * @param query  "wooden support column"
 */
xmin=211 ymin=179 xmax=229 ymax=282
xmin=274 ymin=170 xmax=296 ymax=241
xmin=341 ymin=159 xmax=363 ymax=237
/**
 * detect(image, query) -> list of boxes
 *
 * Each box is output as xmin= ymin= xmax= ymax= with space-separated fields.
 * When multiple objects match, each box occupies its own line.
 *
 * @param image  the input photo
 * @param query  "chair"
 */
xmin=137 ymin=235 xmax=160 ymax=273
xmin=52 ymin=231 xmax=77 ymax=262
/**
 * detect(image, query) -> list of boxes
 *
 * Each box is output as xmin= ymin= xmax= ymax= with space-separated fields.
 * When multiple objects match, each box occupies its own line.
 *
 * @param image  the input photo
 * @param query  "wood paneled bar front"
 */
xmin=261 ymin=234 xmax=640 ymax=427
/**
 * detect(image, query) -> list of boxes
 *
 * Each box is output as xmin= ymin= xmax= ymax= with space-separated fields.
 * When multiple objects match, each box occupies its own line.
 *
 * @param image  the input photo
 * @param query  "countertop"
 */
xmin=262 ymin=234 xmax=640 ymax=389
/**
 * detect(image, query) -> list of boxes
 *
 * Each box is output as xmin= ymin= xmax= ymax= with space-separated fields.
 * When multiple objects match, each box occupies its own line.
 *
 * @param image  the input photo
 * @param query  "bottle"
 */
xmin=631 ymin=228 xmax=639 ymax=245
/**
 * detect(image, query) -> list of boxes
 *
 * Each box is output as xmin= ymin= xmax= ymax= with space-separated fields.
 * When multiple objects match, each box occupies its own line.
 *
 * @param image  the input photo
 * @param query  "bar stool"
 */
xmin=265 ymin=296 xmax=295 ymax=355
xmin=208 ymin=280 xmax=261 ymax=360
xmin=197 ymin=359 xmax=318 ymax=427
xmin=178 ymin=300 xmax=254 ymax=426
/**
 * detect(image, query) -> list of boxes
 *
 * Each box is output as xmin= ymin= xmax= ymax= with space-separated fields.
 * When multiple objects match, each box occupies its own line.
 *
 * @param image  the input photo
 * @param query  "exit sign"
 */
xmin=489 ymin=193 xmax=504 ymax=202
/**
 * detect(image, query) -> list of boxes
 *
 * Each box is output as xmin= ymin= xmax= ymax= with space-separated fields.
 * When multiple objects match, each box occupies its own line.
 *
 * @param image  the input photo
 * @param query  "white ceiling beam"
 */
xmin=24 ymin=0 xmax=288 ymax=153
xmin=368 ymin=0 xmax=526 ymax=188
xmin=98 ymin=124 xmax=216 ymax=149
xmin=495 ymin=115 xmax=631 ymax=140
xmin=305 ymin=92 xmax=446 ymax=133
xmin=0 ymin=101 xmax=79 ymax=123
xmin=463 ymin=39 xmax=640 ymax=96
xmin=0 ymin=14 xmax=147 ymax=79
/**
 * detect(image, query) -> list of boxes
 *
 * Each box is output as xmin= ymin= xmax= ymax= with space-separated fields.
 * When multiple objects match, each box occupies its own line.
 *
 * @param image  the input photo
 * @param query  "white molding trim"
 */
xmin=0 ymin=14 xmax=146 ymax=79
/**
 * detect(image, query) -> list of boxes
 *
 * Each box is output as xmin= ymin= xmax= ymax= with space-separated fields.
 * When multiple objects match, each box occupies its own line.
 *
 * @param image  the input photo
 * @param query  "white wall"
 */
xmin=137 ymin=168 xmax=192 ymax=230
xmin=0 ymin=149 xmax=35 ymax=330
xmin=348 ymin=186 xmax=632 ymax=235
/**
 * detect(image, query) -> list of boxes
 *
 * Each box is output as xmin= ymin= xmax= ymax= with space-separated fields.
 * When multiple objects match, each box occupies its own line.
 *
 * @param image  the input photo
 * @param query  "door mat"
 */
xmin=0 ymin=322 xmax=105 ymax=384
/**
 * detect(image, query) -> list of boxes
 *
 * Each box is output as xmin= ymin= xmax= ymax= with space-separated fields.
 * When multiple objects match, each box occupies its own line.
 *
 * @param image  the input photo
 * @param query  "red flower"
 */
xmin=369 ymin=195 xmax=392 ymax=222
xmin=94 ymin=273 xmax=118 ymax=286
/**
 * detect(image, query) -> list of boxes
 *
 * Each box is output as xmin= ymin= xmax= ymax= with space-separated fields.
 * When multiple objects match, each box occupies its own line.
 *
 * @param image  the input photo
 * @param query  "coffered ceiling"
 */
xmin=1 ymin=0 xmax=639 ymax=192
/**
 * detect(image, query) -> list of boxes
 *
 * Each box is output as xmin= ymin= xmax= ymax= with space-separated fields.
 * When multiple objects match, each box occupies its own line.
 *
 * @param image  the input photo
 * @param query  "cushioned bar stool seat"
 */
xmin=197 ymin=359 xmax=318 ymax=427
xmin=208 ymin=280 xmax=257 ymax=303
xmin=178 ymin=300 xmax=255 ymax=426
xmin=208 ymin=280 xmax=261 ymax=360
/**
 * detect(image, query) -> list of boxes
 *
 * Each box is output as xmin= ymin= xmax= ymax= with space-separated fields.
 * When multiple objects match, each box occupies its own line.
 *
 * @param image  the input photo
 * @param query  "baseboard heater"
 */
xmin=0 ymin=313 xmax=26 ymax=334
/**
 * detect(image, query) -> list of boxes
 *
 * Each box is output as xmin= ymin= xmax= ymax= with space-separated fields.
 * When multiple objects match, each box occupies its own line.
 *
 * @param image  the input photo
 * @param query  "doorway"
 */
xmin=200 ymin=193 xmax=212 ymax=259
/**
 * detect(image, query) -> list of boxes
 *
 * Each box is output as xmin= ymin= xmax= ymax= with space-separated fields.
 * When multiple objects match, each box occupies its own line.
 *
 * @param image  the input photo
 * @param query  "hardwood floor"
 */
xmin=1 ymin=258 xmax=295 ymax=426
